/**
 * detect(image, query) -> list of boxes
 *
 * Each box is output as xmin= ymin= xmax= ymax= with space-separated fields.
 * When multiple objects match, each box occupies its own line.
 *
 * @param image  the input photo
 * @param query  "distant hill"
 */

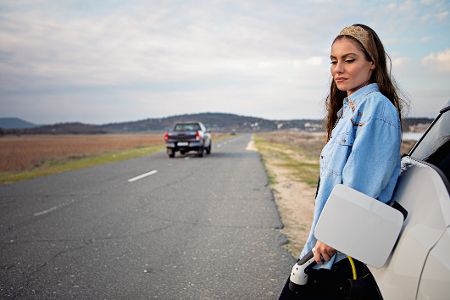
xmin=28 ymin=122 xmax=108 ymax=134
xmin=100 ymin=112 xmax=322 ymax=133
xmin=0 ymin=112 xmax=434 ymax=135
xmin=0 ymin=117 xmax=36 ymax=129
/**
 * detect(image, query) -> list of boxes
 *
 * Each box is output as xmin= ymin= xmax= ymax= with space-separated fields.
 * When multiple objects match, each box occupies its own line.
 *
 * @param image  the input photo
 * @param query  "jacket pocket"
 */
xmin=337 ymin=132 xmax=354 ymax=146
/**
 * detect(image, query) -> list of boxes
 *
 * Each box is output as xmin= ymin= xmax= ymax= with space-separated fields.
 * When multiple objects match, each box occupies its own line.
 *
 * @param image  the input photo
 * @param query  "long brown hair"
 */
xmin=325 ymin=24 xmax=405 ymax=140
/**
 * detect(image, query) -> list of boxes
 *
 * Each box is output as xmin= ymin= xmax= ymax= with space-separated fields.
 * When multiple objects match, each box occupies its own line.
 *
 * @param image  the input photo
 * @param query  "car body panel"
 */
xmin=417 ymin=227 xmax=450 ymax=300
xmin=368 ymin=158 xmax=450 ymax=300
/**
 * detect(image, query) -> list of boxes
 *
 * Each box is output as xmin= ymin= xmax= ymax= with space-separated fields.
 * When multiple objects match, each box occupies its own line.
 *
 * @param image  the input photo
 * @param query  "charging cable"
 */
xmin=347 ymin=256 xmax=357 ymax=280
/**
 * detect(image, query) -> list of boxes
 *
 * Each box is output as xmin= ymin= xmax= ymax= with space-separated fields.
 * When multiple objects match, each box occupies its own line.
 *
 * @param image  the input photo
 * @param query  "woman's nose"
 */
xmin=334 ymin=61 xmax=344 ymax=73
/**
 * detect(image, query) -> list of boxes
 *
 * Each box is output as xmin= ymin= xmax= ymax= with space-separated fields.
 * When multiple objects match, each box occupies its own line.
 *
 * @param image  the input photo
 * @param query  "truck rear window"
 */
xmin=174 ymin=123 xmax=201 ymax=131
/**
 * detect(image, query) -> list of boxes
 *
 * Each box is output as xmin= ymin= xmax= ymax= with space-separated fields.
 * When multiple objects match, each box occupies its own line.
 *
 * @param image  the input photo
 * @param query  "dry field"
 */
xmin=255 ymin=130 xmax=418 ymax=257
xmin=0 ymin=134 xmax=164 ymax=172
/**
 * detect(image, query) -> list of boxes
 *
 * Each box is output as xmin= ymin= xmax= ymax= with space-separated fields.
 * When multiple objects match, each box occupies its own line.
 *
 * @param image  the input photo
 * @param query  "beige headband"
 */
xmin=339 ymin=26 xmax=372 ymax=58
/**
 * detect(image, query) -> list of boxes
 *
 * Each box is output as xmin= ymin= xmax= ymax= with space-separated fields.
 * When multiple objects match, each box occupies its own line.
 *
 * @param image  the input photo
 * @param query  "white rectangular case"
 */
xmin=314 ymin=184 xmax=404 ymax=267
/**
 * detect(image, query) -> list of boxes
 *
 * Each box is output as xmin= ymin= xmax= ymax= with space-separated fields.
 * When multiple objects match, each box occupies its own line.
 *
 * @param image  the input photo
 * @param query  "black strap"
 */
xmin=315 ymin=177 xmax=320 ymax=199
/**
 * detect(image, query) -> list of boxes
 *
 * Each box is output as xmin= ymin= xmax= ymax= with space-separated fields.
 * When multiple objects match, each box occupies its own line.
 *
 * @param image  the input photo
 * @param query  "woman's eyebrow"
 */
xmin=330 ymin=53 xmax=358 ymax=59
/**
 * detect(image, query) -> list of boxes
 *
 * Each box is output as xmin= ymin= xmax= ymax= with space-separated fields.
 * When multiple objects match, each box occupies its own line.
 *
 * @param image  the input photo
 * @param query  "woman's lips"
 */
xmin=335 ymin=77 xmax=347 ymax=83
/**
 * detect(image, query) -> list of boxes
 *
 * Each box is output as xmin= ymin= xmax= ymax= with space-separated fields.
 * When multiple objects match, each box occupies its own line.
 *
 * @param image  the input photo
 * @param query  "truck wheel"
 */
xmin=198 ymin=147 xmax=204 ymax=157
xmin=167 ymin=148 xmax=175 ymax=158
xmin=206 ymin=143 xmax=211 ymax=154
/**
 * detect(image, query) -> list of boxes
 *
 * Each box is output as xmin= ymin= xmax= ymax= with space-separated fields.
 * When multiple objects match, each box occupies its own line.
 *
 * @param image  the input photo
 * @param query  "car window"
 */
xmin=410 ymin=110 xmax=450 ymax=182
xmin=174 ymin=123 xmax=200 ymax=131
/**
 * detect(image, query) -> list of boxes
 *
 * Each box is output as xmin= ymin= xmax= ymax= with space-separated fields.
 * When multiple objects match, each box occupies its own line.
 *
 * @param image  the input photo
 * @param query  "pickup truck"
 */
xmin=164 ymin=122 xmax=212 ymax=158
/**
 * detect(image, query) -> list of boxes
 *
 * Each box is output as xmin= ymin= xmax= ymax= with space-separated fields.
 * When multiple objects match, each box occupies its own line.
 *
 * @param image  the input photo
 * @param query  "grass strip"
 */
xmin=254 ymin=134 xmax=320 ymax=187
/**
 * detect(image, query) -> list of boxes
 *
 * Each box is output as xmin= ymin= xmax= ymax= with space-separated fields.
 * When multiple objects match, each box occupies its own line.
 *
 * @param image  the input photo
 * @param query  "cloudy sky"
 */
xmin=0 ymin=0 xmax=449 ymax=125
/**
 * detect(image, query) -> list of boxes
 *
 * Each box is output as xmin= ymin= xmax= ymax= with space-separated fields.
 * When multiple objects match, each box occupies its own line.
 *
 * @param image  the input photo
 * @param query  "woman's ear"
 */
xmin=370 ymin=62 xmax=376 ymax=70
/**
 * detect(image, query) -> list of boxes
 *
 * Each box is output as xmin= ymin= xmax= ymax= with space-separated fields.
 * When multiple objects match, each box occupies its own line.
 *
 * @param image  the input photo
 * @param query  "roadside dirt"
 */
xmin=249 ymin=133 xmax=319 ymax=258
xmin=265 ymin=160 xmax=315 ymax=257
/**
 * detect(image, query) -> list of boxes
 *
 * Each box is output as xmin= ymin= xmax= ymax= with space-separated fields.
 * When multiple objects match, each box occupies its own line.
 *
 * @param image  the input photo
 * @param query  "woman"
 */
xmin=279 ymin=24 xmax=404 ymax=299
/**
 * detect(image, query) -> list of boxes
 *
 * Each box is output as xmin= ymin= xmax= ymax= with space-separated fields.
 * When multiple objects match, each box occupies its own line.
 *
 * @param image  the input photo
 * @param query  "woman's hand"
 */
xmin=313 ymin=240 xmax=336 ymax=264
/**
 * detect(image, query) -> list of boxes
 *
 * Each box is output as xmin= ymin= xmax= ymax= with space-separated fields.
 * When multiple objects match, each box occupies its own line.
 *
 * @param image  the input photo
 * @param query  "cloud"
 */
xmin=420 ymin=0 xmax=436 ymax=4
xmin=0 ymin=1 xmax=334 ymax=96
xmin=0 ymin=1 xmax=449 ymax=123
xmin=436 ymin=10 xmax=449 ymax=21
xmin=305 ymin=57 xmax=323 ymax=66
xmin=422 ymin=48 xmax=450 ymax=72
xmin=392 ymin=57 xmax=410 ymax=68
xmin=0 ymin=3 xmax=304 ymax=88
xmin=420 ymin=36 xmax=433 ymax=42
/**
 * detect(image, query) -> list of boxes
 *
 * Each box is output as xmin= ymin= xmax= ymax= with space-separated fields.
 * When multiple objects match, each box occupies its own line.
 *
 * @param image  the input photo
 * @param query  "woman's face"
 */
xmin=330 ymin=37 xmax=375 ymax=96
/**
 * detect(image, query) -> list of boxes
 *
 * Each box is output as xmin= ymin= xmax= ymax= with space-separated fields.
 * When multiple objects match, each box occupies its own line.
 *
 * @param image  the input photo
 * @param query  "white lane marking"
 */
xmin=34 ymin=199 xmax=76 ymax=217
xmin=185 ymin=157 xmax=190 ymax=160
xmin=246 ymin=137 xmax=257 ymax=151
xmin=34 ymin=206 xmax=59 ymax=216
xmin=128 ymin=170 xmax=158 ymax=182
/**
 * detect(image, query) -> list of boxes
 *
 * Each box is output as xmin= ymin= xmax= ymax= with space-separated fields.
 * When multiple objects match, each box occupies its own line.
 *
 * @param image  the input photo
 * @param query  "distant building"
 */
xmin=304 ymin=122 xmax=323 ymax=132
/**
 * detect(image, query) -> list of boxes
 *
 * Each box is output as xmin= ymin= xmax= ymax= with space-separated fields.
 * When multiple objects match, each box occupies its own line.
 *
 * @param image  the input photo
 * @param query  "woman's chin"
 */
xmin=335 ymin=84 xmax=348 ymax=93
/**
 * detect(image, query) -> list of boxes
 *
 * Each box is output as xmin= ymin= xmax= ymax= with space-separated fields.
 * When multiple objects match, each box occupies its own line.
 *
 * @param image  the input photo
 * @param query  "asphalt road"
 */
xmin=0 ymin=134 xmax=294 ymax=299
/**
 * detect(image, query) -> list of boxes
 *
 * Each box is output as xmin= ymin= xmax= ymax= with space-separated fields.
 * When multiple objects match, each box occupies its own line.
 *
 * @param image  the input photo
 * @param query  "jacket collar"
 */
xmin=344 ymin=83 xmax=379 ymax=107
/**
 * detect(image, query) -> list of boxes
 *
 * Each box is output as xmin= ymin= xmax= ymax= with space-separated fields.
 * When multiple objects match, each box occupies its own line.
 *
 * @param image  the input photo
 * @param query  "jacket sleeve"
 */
xmin=342 ymin=101 xmax=401 ymax=202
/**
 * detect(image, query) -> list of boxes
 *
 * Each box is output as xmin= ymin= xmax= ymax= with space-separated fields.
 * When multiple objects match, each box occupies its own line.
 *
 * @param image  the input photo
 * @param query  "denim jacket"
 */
xmin=300 ymin=83 xmax=401 ymax=268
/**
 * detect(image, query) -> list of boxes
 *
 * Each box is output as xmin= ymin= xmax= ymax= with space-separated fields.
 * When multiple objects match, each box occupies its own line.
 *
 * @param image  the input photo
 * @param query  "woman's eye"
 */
xmin=345 ymin=59 xmax=355 ymax=63
xmin=330 ymin=61 xmax=337 ymax=65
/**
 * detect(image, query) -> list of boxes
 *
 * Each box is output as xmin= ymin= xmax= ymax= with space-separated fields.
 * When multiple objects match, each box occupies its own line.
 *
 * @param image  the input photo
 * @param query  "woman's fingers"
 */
xmin=322 ymin=250 xmax=332 ymax=262
xmin=314 ymin=240 xmax=336 ymax=264
xmin=313 ymin=247 xmax=322 ymax=264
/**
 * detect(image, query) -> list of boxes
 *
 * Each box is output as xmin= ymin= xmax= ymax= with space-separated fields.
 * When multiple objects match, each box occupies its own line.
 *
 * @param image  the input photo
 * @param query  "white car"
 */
xmin=315 ymin=102 xmax=450 ymax=299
